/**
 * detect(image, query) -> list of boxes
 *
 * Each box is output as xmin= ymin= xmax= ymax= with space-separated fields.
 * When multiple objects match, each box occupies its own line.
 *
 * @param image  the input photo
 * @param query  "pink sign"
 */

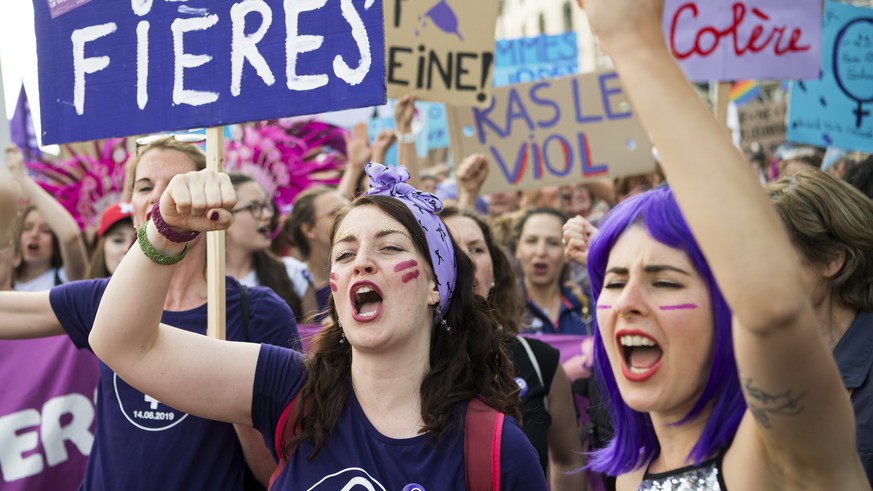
xmin=663 ymin=0 xmax=822 ymax=82
xmin=47 ymin=0 xmax=93 ymax=19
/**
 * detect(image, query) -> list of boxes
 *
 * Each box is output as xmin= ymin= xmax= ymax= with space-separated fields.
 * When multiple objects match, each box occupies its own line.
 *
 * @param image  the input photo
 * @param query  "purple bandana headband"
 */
xmin=363 ymin=163 xmax=456 ymax=320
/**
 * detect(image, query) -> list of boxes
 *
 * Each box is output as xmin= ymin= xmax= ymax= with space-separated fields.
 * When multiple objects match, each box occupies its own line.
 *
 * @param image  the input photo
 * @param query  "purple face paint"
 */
xmin=394 ymin=259 xmax=418 ymax=272
xmin=329 ymin=272 xmax=339 ymax=292
xmin=659 ymin=303 xmax=698 ymax=311
xmin=402 ymin=270 xmax=421 ymax=283
xmin=596 ymin=305 xmax=613 ymax=310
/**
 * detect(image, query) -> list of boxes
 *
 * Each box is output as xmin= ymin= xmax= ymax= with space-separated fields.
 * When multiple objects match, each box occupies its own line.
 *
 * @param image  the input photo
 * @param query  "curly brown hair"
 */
xmin=284 ymin=195 xmax=521 ymax=459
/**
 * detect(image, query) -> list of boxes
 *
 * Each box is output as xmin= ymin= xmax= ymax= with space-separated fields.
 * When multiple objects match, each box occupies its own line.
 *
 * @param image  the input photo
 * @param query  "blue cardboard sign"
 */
xmin=34 ymin=0 xmax=386 ymax=145
xmin=493 ymin=33 xmax=579 ymax=87
xmin=446 ymin=72 xmax=653 ymax=194
xmin=787 ymin=1 xmax=873 ymax=152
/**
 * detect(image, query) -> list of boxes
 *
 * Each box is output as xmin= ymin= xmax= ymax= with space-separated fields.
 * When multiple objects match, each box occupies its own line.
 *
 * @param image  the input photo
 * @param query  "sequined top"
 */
xmin=638 ymin=451 xmax=727 ymax=491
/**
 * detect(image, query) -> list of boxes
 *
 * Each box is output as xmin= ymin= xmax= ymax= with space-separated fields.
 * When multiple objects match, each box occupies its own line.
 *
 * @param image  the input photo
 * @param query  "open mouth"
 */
xmin=26 ymin=243 xmax=39 ymax=253
xmin=257 ymin=225 xmax=272 ymax=238
xmin=351 ymin=283 xmax=384 ymax=322
xmin=617 ymin=331 xmax=663 ymax=381
xmin=532 ymin=261 xmax=549 ymax=275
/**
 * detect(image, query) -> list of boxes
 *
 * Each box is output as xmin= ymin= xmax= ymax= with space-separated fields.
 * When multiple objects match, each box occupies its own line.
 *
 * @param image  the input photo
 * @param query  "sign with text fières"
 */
xmin=385 ymin=0 xmax=498 ymax=106
xmin=34 ymin=0 xmax=386 ymax=145
xmin=663 ymin=0 xmax=821 ymax=82
xmin=446 ymin=72 xmax=653 ymax=195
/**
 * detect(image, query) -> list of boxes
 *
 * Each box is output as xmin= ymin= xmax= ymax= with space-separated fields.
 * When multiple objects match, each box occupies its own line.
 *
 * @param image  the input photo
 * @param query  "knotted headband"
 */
xmin=363 ymin=163 xmax=456 ymax=320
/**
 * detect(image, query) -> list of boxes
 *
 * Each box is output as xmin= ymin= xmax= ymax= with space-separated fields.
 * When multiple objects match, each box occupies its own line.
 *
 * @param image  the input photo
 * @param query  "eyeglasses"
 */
xmin=231 ymin=202 xmax=274 ymax=220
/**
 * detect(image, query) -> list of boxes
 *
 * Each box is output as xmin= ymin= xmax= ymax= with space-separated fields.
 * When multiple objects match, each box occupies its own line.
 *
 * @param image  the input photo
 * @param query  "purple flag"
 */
xmin=9 ymin=85 xmax=41 ymax=162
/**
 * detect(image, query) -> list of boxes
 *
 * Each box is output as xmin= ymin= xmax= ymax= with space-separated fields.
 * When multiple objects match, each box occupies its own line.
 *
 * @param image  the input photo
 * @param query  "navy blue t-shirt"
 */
xmin=49 ymin=277 xmax=299 ymax=491
xmin=251 ymin=344 xmax=549 ymax=490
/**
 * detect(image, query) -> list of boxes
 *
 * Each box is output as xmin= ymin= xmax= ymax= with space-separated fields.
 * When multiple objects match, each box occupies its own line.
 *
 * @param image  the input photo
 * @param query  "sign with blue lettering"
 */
xmin=787 ymin=1 xmax=873 ymax=152
xmin=493 ymin=33 xmax=579 ymax=88
xmin=34 ymin=0 xmax=386 ymax=145
xmin=446 ymin=72 xmax=653 ymax=194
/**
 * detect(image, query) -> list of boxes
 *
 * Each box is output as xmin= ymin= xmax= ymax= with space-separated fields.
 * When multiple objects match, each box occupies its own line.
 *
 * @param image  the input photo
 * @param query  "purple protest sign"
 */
xmin=0 ymin=337 xmax=98 ymax=491
xmin=663 ymin=0 xmax=822 ymax=82
xmin=47 ymin=0 xmax=93 ymax=19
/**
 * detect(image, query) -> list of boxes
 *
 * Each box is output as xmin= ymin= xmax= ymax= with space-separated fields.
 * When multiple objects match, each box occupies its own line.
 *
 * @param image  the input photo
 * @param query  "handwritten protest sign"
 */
xmin=446 ymin=72 xmax=652 ymax=195
xmin=493 ymin=32 xmax=579 ymax=87
xmin=663 ymin=0 xmax=821 ymax=82
xmin=787 ymin=1 xmax=873 ymax=153
xmin=385 ymin=0 xmax=498 ymax=106
xmin=34 ymin=0 xmax=386 ymax=145
xmin=737 ymin=100 xmax=787 ymax=159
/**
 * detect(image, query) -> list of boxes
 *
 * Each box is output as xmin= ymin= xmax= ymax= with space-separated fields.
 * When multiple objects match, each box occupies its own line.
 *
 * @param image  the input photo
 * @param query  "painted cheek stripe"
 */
xmin=659 ymin=303 xmax=698 ymax=311
xmin=394 ymin=259 xmax=418 ymax=272
xmin=330 ymin=283 xmax=338 ymax=292
xmin=329 ymin=273 xmax=339 ymax=281
xmin=402 ymin=270 xmax=420 ymax=283
xmin=596 ymin=305 xmax=612 ymax=310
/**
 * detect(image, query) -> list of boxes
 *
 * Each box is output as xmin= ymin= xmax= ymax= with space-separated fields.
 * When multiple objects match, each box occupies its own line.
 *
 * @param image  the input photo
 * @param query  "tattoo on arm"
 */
xmin=743 ymin=378 xmax=807 ymax=429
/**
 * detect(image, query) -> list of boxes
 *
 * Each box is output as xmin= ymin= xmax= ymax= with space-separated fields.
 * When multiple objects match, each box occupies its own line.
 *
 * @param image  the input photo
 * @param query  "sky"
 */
xmin=0 ymin=0 xmax=41 ymax=140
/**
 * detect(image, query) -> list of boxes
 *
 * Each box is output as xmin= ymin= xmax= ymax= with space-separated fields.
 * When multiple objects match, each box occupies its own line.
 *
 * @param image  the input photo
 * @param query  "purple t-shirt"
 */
xmin=252 ymin=345 xmax=549 ymax=491
xmin=49 ymin=277 xmax=299 ymax=491
xmin=0 ymin=336 xmax=98 ymax=491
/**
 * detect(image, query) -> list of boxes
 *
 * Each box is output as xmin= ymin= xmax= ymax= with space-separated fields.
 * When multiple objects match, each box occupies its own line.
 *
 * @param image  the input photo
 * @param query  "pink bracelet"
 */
xmin=150 ymin=201 xmax=200 ymax=243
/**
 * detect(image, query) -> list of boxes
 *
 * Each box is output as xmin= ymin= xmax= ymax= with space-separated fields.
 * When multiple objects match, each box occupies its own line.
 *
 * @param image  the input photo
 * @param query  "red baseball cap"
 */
xmin=97 ymin=202 xmax=134 ymax=238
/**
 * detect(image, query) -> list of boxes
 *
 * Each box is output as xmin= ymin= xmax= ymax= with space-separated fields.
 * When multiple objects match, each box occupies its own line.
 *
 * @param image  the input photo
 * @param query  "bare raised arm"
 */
xmin=6 ymin=146 xmax=89 ymax=281
xmin=90 ymin=169 xmax=259 ymax=426
xmin=579 ymin=0 xmax=863 ymax=483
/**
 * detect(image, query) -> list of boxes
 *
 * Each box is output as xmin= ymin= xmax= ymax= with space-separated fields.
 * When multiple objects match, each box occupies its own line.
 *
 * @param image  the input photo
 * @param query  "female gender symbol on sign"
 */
xmin=833 ymin=17 xmax=873 ymax=128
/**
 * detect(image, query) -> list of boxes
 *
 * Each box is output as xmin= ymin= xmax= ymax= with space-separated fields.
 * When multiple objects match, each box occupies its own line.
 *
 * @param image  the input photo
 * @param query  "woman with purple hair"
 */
xmin=570 ymin=0 xmax=869 ymax=488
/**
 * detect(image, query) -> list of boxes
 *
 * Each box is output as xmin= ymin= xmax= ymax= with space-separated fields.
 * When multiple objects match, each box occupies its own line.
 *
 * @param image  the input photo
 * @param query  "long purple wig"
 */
xmin=586 ymin=187 xmax=745 ymax=475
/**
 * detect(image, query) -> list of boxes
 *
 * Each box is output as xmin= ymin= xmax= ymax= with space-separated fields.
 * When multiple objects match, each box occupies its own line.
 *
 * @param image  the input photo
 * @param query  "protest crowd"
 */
xmin=1 ymin=0 xmax=873 ymax=490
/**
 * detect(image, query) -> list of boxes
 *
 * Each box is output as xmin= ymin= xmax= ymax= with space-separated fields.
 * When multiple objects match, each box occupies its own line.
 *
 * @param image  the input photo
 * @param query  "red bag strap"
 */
xmin=268 ymin=393 xmax=301 ymax=489
xmin=464 ymin=398 xmax=504 ymax=491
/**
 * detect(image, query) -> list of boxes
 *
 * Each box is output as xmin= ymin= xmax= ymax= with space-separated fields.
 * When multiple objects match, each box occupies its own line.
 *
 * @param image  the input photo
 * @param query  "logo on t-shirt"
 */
xmin=306 ymin=467 xmax=386 ymax=490
xmin=113 ymin=374 xmax=189 ymax=431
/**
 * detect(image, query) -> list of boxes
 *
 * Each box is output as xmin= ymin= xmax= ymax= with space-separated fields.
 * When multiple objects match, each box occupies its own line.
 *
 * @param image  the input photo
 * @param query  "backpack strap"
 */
xmin=465 ymin=398 xmax=504 ymax=491
xmin=268 ymin=393 xmax=301 ymax=489
xmin=240 ymin=284 xmax=251 ymax=342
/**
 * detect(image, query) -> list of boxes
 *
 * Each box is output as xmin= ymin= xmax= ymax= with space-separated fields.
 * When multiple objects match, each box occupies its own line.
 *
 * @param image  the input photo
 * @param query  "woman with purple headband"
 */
xmin=567 ymin=0 xmax=869 ymax=488
xmin=87 ymin=162 xmax=547 ymax=489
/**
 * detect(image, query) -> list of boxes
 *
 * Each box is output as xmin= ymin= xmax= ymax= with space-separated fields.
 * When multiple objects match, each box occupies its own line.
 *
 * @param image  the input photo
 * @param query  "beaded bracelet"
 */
xmin=151 ymin=201 xmax=200 ymax=243
xmin=137 ymin=222 xmax=189 ymax=265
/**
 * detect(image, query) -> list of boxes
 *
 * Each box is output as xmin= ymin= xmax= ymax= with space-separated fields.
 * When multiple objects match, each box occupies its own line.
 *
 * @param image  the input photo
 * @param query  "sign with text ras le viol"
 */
xmin=663 ymin=0 xmax=822 ymax=82
xmin=385 ymin=0 xmax=498 ymax=106
xmin=446 ymin=72 xmax=653 ymax=195
xmin=34 ymin=0 xmax=386 ymax=145
xmin=787 ymin=1 xmax=873 ymax=153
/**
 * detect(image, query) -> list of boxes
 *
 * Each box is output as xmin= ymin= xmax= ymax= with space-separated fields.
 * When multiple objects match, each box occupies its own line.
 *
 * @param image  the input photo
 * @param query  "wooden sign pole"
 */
xmin=205 ymin=127 xmax=226 ymax=340
xmin=713 ymin=81 xmax=731 ymax=125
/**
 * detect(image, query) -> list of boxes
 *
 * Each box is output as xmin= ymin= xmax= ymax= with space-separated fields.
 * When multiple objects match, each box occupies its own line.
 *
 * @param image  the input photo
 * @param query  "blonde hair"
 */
xmin=123 ymin=137 xmax=206 ymax=200
xmin=768 ymin=168 xmax=873 ymax=311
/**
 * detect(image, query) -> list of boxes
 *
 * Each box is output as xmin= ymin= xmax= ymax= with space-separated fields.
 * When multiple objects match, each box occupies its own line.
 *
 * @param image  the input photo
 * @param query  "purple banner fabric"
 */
xmin=0 ymin=336 xmax=98 ymax=490
xmin=663 ymin=0 xmax=822 ymax=82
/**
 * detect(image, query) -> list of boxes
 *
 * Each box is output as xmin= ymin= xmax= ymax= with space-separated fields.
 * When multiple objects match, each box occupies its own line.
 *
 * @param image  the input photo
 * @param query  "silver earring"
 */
xmin=438 ymin=314 xmax=451 ymax=333
xmin=338 ymin=321 xmax=345 ymax=344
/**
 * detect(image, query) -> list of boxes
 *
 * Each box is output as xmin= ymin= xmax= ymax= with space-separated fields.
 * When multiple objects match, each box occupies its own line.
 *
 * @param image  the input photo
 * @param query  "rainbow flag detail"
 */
xmin=729 ymin=80 xmax=761 ymax=106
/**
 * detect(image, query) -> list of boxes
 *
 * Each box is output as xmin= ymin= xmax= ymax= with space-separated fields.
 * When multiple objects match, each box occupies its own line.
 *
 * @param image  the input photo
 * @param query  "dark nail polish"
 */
xmin=210 ymin=211 xmax=219 ymax=221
